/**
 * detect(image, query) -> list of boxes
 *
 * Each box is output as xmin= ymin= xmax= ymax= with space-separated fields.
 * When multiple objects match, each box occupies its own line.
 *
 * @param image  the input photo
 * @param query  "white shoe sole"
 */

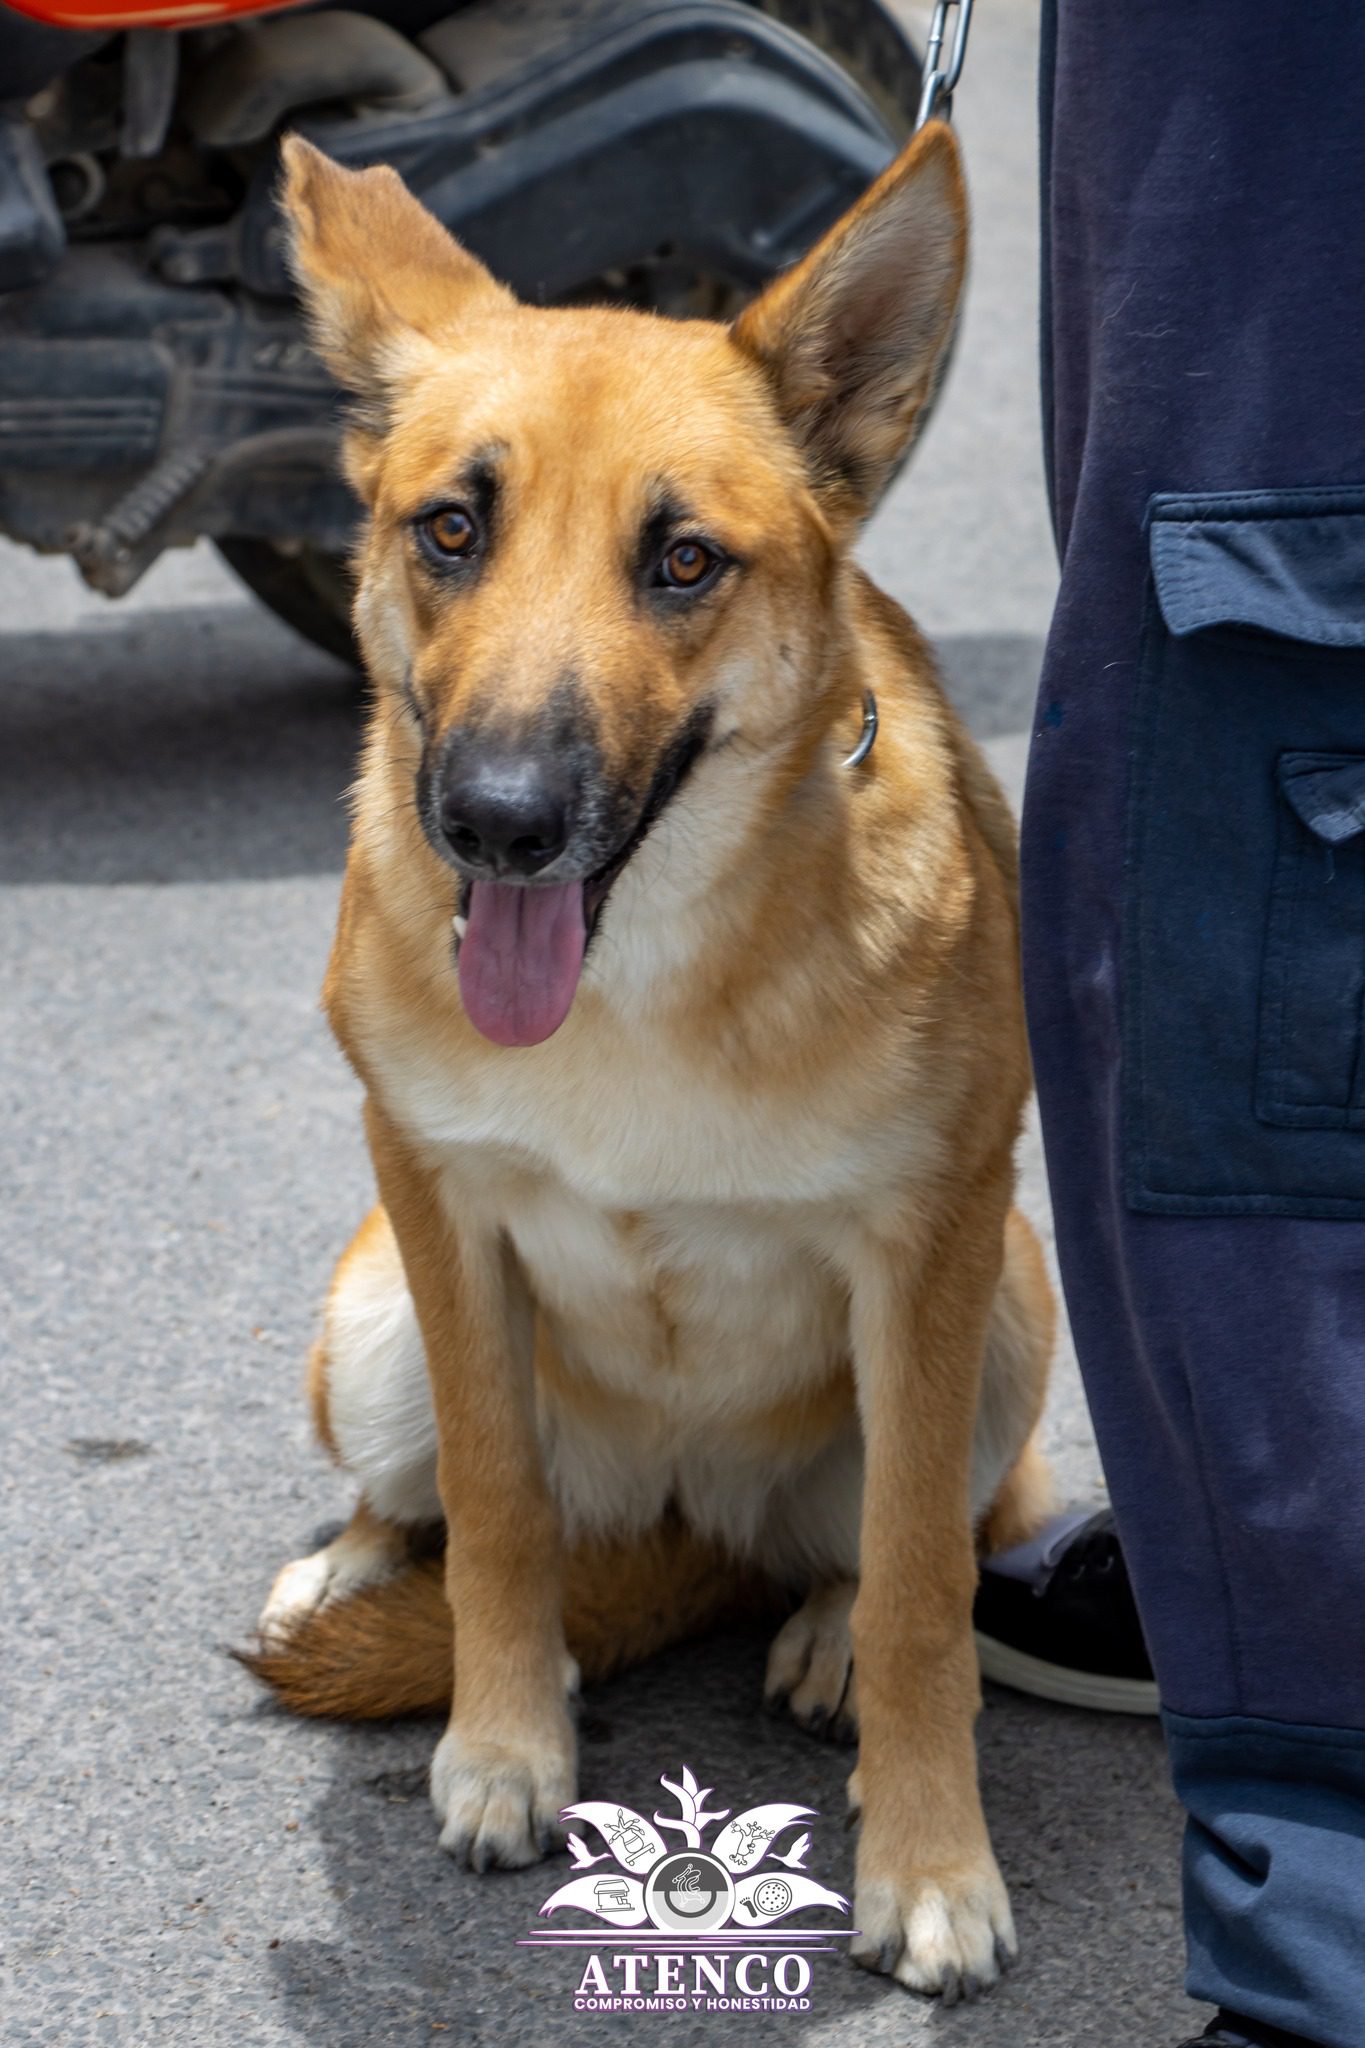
xmin=975 ymin=1630 xmax=1160 ymax=1717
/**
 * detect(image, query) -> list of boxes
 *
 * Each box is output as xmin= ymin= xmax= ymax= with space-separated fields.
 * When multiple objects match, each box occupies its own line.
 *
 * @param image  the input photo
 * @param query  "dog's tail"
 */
xmin=239 ymin=1521 xmax=780 ymax=1720
xmin=238 ymin=1557 xmax=454 ymax=1718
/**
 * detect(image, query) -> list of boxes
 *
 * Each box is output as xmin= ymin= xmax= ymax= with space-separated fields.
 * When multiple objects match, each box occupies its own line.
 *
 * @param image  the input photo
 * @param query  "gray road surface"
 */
xmin=3 ymin=6 xmax=1206 ymax=2044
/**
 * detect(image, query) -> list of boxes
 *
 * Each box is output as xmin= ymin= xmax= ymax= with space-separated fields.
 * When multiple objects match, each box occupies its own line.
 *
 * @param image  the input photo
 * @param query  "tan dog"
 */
xmin=250 ymin=124 xmax=1055 ymax=2002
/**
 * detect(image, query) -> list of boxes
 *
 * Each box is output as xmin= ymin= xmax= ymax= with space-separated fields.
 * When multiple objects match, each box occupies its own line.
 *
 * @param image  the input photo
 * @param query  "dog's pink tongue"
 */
xmin=458 ymin=880 xmax=587 ymax=1047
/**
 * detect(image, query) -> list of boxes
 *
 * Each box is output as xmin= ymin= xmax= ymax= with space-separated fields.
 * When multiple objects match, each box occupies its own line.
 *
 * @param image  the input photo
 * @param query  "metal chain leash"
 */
xmin=915 ymin=0 xmax=975 ymax=129
xmin=842 ymin=1 xmax=976 ymax=773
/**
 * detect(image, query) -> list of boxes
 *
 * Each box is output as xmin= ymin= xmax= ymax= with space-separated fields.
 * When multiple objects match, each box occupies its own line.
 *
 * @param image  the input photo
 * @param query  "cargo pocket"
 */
xmin=1257 ymin=752 xmax=1365 ymax=1130
xmin=1125 ymin=486 xmax=1365 ymax=1216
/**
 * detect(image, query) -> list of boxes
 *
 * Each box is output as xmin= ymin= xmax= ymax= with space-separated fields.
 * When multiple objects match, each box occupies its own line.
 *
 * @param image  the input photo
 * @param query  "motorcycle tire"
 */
xmin=216 ymin=536 xmax=358 ymax=667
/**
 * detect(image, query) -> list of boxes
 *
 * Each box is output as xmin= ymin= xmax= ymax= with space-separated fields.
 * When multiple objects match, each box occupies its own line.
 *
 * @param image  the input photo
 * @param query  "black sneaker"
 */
xmin=1180 ymin=2015 xmax=1322 ymax=2048
xmin=973 ymin=1507 xmax=1159 ymax=1716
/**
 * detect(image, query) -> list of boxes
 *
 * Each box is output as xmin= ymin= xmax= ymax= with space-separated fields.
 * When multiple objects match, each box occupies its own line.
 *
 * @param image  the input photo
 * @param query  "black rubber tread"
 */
xmin=216 ymin=535 xmax=359 ymax=668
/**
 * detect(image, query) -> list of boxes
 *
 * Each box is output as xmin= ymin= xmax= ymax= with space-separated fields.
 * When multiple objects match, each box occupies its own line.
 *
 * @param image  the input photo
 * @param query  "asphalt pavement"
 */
xmin=3 ymin=5 xmax=1209 ymax=2043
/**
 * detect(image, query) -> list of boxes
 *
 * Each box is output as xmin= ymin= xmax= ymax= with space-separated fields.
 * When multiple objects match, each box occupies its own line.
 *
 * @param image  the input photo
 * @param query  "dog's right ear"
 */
xmin=279 ymin=136 xmax=512 ymax=423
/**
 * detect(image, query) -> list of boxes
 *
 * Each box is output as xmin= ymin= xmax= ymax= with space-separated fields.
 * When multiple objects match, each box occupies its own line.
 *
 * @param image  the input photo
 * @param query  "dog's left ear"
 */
xmin=731 ymin=122 xmax=966 ymax=517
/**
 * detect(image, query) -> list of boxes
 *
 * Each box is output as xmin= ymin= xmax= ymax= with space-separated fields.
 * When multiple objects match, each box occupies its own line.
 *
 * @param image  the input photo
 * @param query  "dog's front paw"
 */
xmin=851 ymin=1852 xmax=1016 ymax=2004
xmin=430 ymin=1721 xmax=575 ymax=1872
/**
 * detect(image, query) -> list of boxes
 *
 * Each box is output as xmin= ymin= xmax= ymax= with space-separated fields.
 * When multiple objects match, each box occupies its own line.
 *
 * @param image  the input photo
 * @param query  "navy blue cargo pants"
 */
xmin=1024 ymin=5 xmax=1365 ymax=2041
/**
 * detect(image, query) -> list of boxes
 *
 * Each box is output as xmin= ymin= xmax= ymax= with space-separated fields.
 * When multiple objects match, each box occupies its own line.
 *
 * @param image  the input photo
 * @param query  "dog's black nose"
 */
xmin=439 ymin=755 xmax=571 ymax=877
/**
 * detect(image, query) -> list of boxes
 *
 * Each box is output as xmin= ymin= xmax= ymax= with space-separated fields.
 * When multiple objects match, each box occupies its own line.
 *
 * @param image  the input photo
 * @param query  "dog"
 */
xmin=248 ymin=123 xmax=1055 ymax=2002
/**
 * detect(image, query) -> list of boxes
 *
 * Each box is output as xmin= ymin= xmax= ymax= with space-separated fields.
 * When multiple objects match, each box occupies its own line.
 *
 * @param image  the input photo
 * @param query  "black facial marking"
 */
xmin=461 ymin=446 xmax=502 ymax=538
xmin=634 ymin=491 xmax=694 ymax=588
xmin=583 ymin=700 xmax=715 ymax=944
xmin=412 ymin=442 xmax=505 ymax=577
xmin=635 ymin=485 xmax=736 ymax=604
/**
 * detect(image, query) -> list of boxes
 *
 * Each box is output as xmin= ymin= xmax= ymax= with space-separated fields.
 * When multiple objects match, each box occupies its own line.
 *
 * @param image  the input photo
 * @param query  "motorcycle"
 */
xmin=0 ymin=0 xmax=924 ymax=661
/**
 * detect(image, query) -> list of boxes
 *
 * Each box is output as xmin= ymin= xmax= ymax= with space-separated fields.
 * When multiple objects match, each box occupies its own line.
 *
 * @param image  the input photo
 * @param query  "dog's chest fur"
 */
xmin=361 ymin=1018 xmax=886 ymax=1565
xmin=376 ymin=997 xmax=924 ymax=1426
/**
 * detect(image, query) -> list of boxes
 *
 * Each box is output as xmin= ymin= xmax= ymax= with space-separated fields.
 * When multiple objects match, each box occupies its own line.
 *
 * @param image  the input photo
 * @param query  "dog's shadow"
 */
xmin=261 ymin=1630 xmax=1185 ymax=2047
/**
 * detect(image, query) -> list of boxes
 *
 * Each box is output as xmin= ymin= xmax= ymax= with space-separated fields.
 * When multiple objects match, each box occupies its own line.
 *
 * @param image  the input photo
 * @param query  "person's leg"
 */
xmin=1023 ymin=4 xmax=1365 ymax=2042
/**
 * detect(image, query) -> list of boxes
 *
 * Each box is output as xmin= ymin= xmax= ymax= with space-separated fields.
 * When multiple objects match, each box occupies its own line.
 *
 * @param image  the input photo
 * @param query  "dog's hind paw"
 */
xmin=258 ymin=1551 xmax=337 ymax=1647
xmin=850 ymin=1860 xmax=1016 ymax=2002
xmin=430 ymin=1722 xmax=575 ymax=1872
xmin=763 ymin=1579 xmax=858 ymax=1743
xmin=257 ymin=1510 xmax=410 ymax=1648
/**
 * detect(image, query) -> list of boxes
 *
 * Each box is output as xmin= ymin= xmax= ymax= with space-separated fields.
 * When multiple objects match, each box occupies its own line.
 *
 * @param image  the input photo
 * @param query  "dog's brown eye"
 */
xmin=660 ymin=540 xmax=718 ymax=590
xmin=424 ymin=506 xmax=476 ymax=557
